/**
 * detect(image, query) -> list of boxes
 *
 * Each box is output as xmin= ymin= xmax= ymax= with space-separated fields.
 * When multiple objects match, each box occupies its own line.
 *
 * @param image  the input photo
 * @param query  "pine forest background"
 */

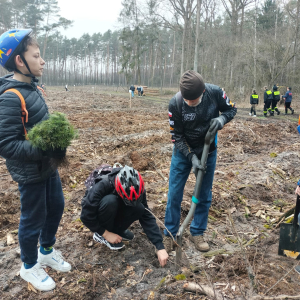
xmin=0 ymin=0 xmax=300 ymax=98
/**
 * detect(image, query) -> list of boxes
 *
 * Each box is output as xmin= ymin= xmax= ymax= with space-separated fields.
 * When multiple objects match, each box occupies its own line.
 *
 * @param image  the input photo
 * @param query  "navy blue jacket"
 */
xmin=283 ymin=90 xmax=292 ymax=103
xmin=0 ymin=75 xmax=53 ymax=184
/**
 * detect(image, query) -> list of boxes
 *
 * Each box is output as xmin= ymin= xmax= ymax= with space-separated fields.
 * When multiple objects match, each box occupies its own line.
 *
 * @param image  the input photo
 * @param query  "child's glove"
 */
xmin=43 ymin=148 xmax=66 ymax=159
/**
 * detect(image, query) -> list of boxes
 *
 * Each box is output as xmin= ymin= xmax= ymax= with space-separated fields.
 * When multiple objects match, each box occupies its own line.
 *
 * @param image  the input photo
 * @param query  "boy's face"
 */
xmin=22 ymin=45 xmax=45 ymax=77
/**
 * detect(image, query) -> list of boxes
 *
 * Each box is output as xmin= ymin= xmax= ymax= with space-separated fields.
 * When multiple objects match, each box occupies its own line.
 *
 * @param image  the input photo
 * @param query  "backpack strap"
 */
xmin=37 ymin=86 xmax=47 ymax=97
xmin=4 ymin=89 xmax=29 ymax=140
xmin=175 ymin=91 xmax=183 ymax=116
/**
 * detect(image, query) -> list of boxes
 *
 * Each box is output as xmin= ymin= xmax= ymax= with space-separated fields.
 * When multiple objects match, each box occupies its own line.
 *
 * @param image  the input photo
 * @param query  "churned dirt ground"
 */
xmin=1 ymin=86 xmax=300 ymax=299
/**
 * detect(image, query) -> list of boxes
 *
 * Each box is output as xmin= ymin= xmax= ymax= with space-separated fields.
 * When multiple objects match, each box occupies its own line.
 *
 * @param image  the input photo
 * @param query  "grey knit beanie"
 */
xmin=180 ymin=70 xmax=205 ymax=100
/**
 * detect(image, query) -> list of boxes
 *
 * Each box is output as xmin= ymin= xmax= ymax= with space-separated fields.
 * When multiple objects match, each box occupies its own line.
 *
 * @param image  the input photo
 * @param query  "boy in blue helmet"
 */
xmin=0 ymin=29 xmax=71 ymax=291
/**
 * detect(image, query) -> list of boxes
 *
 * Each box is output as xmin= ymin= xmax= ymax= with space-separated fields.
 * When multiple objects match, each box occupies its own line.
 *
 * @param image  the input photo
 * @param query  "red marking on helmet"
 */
xmin=115 ymin=172 xmax=144 ymax=201
xmin=6 ymin=49 xmax=12 ymax=56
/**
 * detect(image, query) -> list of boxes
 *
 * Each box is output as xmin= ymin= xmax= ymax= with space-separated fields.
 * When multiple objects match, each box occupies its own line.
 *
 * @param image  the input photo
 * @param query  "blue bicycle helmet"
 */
xmin=0 ymin=29 xmax=32 ymax=72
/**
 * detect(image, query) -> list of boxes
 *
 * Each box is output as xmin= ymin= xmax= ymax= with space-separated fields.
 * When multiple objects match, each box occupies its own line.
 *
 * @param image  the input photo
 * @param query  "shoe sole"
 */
xmin=20 ymin=273 xmax=56 ymax=291
xmin=38 ymin=260 xmax=71 ymax=272
xmin=93 ymin=234 xmax=125 ymax=250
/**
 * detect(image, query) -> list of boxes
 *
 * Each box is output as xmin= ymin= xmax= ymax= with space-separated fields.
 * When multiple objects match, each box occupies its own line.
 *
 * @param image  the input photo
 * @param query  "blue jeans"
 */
xmin=131 ymin=90 xmax=134 ymax=97
xmin=18 ymin=170 xmax=64 ymax=264
xmin=164 ymin=147 xmax=217 ymax=237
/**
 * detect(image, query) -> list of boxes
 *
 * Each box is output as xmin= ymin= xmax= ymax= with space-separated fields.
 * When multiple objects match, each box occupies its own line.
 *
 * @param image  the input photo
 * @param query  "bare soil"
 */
xmin=1 ymin=87 xmax=300 ymax=299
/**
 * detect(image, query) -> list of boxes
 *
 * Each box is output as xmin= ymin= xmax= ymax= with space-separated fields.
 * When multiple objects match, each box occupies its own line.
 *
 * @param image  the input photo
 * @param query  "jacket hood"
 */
xmin=0 ymin=74 xmax=37 ymax=94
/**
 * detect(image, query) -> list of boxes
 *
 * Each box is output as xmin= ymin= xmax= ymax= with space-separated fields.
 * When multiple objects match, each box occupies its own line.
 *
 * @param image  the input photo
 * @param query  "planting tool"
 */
xmin=278 ymin=195 xmax=300 ymax=259
xmin=175 ymin=129 xmax=215 ymax=269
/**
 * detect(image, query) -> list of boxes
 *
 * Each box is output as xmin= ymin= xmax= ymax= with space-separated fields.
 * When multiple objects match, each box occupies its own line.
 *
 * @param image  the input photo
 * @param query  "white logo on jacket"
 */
xmin=184 ymin=113 xmax=196 ymax=121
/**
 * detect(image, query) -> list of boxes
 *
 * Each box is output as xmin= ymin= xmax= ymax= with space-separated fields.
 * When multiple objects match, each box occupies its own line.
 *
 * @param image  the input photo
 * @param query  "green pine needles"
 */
xmin=28 ymin=112 xmax=78 ymax=151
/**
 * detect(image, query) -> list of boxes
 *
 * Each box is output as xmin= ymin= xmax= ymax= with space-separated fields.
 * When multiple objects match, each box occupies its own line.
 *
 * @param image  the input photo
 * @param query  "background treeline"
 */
xmin=0 ymin=0 xmax=300 ymax=98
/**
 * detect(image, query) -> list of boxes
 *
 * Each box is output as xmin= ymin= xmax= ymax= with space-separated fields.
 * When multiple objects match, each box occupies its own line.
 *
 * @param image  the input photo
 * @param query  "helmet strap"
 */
xmin=14 ymin=53 xmax=37 ymax=80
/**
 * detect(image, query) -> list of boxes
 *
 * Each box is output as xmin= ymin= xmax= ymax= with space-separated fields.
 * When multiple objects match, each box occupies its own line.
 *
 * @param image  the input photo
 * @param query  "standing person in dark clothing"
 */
xmin=263 ymin=86 xmax=273 ymax=117
xmin=249 ymin=89 xmax=259 ymax=117
xmin=0 ymin=29 xmax=70 ymax=292
xmin=129 ymin=84 xmax=135 ymax=98
xmin=272 ymin=84 xmax=281 ymax=115
xmin=80 ymin=165 xmax=169 ymax=267
xmin=163 ymin=70 xmax=237 ymax=253
xmin=282 ymin=87 xmax=294 ymax=115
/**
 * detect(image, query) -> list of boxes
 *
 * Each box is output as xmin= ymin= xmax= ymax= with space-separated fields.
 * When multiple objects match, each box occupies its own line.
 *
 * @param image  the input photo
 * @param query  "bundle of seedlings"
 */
xmin=27 ymin=112 xmax=78 ymax=168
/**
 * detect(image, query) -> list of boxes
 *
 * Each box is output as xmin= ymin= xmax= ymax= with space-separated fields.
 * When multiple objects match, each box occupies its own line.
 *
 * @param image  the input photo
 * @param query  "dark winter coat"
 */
xmin=129 ymin=85 xmax=135 ymax=91
xmin=168 ymin=83 xmax=237 ymax=160
xmin=81 ymin=169 xmax=164 ymax=250
xmin=0 ymin=75 xmax=53 ymax=184
xmin=283 ymin=90 xmax=292 ymax=103
xmin=250 ymin=94 xmax=259 ymax=105
xmin=264 ymin=90 xmax=273 ymax=102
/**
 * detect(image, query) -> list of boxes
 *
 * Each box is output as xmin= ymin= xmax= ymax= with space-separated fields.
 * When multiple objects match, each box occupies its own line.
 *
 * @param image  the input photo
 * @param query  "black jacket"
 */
xmin=81 ymin=169 xmax=164 ymax=250
xmin=250 ymin=94 xmax=259 ymax=105
xmin=272 ymin=90 xmax=280 ymax=102
xmin=169 ymin=83 xmax=237 ymax=159
xmin=0 ymin=75 xmax=53 ymax=184
xmin=264 ymin=90 xmax=273 ymax=102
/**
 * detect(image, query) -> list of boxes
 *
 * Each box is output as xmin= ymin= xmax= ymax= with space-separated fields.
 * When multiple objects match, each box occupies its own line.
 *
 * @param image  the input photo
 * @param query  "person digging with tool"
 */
xmin=80 ymin=165 xmax=169 ymax=267
xmin=163 ymin=70 xmax=237 ymax=253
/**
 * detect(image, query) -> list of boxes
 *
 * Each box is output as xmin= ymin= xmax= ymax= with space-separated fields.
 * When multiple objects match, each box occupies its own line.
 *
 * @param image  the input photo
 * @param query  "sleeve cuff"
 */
xmin=187 ymin=153 xmax=194 ymax=161
xmin=155 ymin=242 xmax=165 ymax=251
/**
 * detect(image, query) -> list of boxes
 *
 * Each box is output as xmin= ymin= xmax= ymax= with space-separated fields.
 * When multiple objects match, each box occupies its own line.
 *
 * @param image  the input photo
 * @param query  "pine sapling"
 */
xmin=27 ymin=112 xmax=78 ymax=168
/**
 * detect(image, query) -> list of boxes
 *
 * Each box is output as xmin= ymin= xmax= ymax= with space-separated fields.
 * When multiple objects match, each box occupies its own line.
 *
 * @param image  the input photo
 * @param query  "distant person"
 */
xmin=282 ymin=87 xmax=294 ymax=115
xmin=271 ymin=84 xmax=280 ymax=115
xmin=249 ymin=89 xmax=259 ymax=117
xmin=263 ymin=86 xmax=273 ymax=117
xmin=140 ymin=86 xmax=144 ymax=96
xmin=129 ymin=84 xmax=135 ymax=98
xmin=0 ymin=29 xmax=70 ymax=291
xmin=137 ymin=86 xmax=141 ymax=97
xmin=65 ymin=84 xmax=69 ymax=92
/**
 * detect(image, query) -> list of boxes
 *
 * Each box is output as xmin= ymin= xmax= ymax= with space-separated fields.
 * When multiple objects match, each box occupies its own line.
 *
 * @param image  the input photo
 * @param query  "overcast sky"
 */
xmin=58 ymin=0 xmax=123 ymax=39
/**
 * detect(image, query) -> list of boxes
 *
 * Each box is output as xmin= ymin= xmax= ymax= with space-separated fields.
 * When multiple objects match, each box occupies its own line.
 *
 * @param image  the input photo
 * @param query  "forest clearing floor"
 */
xmin=1 ymin=88 xmax=300 ymax=299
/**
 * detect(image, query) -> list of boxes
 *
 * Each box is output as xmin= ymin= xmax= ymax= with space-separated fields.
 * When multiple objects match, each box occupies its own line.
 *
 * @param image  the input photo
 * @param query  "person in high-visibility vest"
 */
xmin=249 ymin=89 xmax=259 ymax=117
xmin=271 ymin=85 xmax=280 ymax=116
xmin=263 ymin=86 xmax=273 ymax=117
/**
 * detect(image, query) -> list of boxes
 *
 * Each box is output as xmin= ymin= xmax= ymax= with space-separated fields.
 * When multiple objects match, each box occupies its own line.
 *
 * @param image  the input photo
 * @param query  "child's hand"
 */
xmin=157 ymin=249 xmax=169 ymax=267
xmin=295 ymin=186 xmax=300 ymax=196
xmin=102 ymin=230 xmax=122 ymax=244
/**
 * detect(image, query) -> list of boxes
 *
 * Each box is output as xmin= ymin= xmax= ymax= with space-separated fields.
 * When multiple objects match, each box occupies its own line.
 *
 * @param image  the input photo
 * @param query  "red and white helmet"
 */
xmin=115 ymin=166 xmax=144 ymax=206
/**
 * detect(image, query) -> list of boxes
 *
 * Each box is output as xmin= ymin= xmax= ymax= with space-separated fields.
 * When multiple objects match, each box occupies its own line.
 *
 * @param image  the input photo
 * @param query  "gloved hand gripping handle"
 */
xmin=175 ymin=130 xmax=214 ymax=268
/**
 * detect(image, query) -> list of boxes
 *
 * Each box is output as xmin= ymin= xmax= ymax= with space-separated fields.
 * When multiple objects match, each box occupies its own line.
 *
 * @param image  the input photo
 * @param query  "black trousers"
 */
xmin=263 ymin=100 xmax=272 ymax=115
xmin=285 ymin=102 xmax=293 ymax=113
xmin=97 ymin=194 xmax=145 ymax=235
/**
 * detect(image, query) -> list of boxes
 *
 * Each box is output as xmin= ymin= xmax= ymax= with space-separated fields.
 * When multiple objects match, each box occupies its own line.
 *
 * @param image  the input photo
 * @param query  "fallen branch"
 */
xmin=183 ymin=282 xmax=223 ymax=300
xmin=251 ymin=295 xmax=300 ymax=300
xmin=145 ymin=208 xmax=179 ymax=248
xmin=275 ymin=206 xmax=295 ymax=228
xmin=263 ymin=262 xmax=299 ymax=295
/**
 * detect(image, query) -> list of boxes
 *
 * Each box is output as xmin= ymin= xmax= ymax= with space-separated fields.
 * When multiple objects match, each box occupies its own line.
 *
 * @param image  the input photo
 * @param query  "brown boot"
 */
xmin=189 ymin=235 xmax=210 ymax=252
xmin=163 ymin=236 xmax=174 ymax=253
